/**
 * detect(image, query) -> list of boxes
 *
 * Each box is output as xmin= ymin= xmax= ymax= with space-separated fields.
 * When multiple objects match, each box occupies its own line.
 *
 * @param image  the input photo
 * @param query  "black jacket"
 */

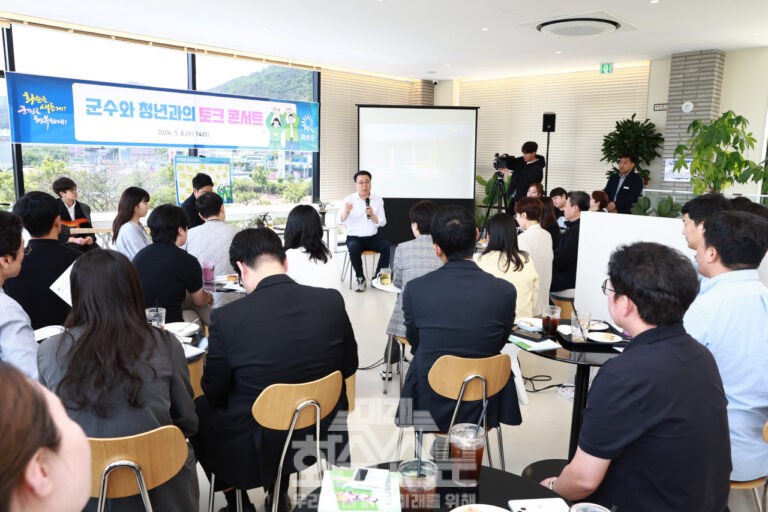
xmin=604 ymin=170 xmax=644 ymax=214
xmin=551 ymin=218 xmax=580 ymax=292
xmin=507 ymin=154 xmax=546 ymax=203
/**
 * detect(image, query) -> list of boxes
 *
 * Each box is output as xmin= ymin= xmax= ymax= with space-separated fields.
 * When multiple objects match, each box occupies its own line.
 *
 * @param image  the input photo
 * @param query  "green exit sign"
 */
xmin=600 ymin=63 xmax=614 ymax=74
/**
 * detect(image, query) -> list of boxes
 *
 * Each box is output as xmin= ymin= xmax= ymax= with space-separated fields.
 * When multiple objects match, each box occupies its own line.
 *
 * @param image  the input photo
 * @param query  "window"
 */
xmin=0 ymin=76 xmax=14 ymax=205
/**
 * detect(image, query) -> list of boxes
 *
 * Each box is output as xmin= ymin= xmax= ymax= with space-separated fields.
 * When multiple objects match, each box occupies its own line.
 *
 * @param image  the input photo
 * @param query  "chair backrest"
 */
xmin=428 ymin=354 xmax=511 ymax=402
xmin=345 ymin=374 xmax=356 ymax=412
xmin=550 ymin=295 xmax=575 ymax=320
xmin=763 ymin=420 xmax=768 ymax=443
xmin=89 ymin=425 xmax=188 ymax=499
xmin=187 ymin=357 xmax=204 ymax=400
xmin=252 ymin=371 xmax=343 ymax=431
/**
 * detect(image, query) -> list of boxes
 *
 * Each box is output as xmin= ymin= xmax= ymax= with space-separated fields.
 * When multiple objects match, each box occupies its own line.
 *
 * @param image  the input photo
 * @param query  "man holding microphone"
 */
xmin=340 ymin=170 xmax=390 ymax=292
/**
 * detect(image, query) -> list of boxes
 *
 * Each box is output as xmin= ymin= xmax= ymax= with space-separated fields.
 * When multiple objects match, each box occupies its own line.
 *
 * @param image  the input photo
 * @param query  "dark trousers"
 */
xmin=346 ymin=233 xmax=390 ymax=279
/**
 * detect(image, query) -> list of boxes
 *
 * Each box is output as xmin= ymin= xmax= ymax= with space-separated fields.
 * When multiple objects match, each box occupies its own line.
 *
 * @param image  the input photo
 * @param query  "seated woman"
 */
xmin=37 ymin=250 xmax=199 ymax=512
xmin=0 ymin=361 xmax=91 ymax=512
xmin=53 ymin=176 xmax=98 ymax=253
xmin=514 ymin=198 xmax=553 ymax=316
xmin=590 ymin=190 xmax=610 ymax=212
xmin=476 ymin=213 xmax=540 ymax=318
xmin=112 ymin=187 xmax=151 ymax=260
xmin=283 ymin=204 xmax=337 ymax=288
xmin=539 ymin=197 xmax=562 ymax=250
xmin=526 ymin=182 xmax=544 ymax=198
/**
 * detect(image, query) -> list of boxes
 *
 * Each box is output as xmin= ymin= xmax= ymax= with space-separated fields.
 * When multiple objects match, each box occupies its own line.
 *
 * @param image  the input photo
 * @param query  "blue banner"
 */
xmin=6 ymin=72 xmax=319 ymax=151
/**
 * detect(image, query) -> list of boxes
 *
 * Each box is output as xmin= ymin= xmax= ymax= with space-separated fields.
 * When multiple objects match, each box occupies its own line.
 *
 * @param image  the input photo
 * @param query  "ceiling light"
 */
xmin=754 ymin=33 xmax=761 ymax=37
xmin=650 ymin=0 xmax=659 ymax=4
xmin=481 ymin=28 xmax=489 ymax=32
xmin=445 ymin=63 xmax=451 ymax=67
xmin=537 ymin=18 xmax=620 ymax=37
xmin=554 ymin=50 xmax=562 ymax=54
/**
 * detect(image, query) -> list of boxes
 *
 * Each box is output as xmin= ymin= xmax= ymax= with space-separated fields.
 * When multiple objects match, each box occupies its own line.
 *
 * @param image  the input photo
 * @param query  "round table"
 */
xmin=518 ymin=330 xmax=619 ymax=459
xmin=295 ymin=462 xmax=562 ymax=512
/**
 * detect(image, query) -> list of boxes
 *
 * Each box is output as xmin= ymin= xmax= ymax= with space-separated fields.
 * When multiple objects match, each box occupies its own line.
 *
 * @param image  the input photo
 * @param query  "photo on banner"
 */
xmin=174 ymin=156 xmax=233 ymax=204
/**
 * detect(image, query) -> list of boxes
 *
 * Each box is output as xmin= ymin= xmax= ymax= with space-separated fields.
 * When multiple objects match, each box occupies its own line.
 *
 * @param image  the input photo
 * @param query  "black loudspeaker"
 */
xmin=542 ymin=112 xmax=556 ymax=133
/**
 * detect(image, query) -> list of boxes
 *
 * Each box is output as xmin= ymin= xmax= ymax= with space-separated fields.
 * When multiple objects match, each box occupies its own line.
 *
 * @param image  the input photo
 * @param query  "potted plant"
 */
xmin=672 ymin=110 xmax=768 ymax=194
xmin=317 ymin=201 xmax=331 ymax=226
xmin=601 ymin=114 xmax=664 ymax=185
xmin=252 ymin=212 xmax=272 ymax=228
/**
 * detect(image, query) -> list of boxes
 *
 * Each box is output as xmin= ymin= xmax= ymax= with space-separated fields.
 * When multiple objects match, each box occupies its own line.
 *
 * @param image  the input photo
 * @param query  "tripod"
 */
xmin=480 ymin=171 xmax=508 ymax=233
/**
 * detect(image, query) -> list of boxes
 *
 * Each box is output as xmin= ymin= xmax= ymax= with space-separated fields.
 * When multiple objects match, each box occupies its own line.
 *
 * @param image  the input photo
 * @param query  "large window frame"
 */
xmin=2 ymin=24 xmax=321 ymax=204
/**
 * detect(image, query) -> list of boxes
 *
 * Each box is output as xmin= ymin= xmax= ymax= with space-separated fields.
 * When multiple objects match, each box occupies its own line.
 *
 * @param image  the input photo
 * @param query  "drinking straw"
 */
xmin=474 ymin=400 xmax=488 ymax=436
xmin=416 ymin=428 xmax=423 ymax=476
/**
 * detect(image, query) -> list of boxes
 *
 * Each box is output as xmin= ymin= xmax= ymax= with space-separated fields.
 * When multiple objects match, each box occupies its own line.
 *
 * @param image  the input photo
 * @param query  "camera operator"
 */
xmin=498 ymin=141 xmax=546 ymax=210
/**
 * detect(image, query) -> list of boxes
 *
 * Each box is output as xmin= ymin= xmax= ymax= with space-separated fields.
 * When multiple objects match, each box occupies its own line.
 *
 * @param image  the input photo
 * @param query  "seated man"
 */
xmin=603 ymin=154 xmax=643 ymax=214
xmin=384 ymin=200 xmax=443 ymax=365
xmin=0 ymin=211 xmax=38 ymax=378
xmin=397 ymin=205 xmax=520 ymax=432
xmin=684 ymin=211 xmax=768 ymax=482
xmin=541 ymin=242 xmax=730 ymax=511
xmin=133 ymin=204 xmax=213 ymax=324
xmin=186 ymin=192 xmax=238 ymax=276
xmin=681 ymin=193 xmax=732 ymax=251
xmin=549 ymin=187 xmax=567 ymax=220
xmin=53 ymin=176 xmax=98 ymax=252
xmin=340 ymin=170 xmax=389 ymax=292
xmin=551 ymin=191 xmax=588 ymax=292
xmin=5 ymin=192 xmax=81 ymax=329
xmin=192 ymin=228 xmax=358 ymax=512
xmin=181 ymin=172 xmax=214 ymax=229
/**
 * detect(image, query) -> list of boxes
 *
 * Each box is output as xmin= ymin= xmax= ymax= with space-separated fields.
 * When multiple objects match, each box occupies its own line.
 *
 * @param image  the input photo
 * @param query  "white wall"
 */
xmin=644 ymin=58 xmax=671 ymax=184
xmin=434 ymin=80 xmax=455 ymax=106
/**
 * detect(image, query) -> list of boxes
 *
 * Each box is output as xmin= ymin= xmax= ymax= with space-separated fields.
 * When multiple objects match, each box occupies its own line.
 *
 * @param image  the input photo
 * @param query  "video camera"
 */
xmin=493 ymin=152 xmax=514 ymax=171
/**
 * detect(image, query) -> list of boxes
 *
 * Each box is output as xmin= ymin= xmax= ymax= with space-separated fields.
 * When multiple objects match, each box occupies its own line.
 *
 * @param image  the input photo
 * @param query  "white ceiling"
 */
xmin=2 ymin=0 xmax=768 ymax=80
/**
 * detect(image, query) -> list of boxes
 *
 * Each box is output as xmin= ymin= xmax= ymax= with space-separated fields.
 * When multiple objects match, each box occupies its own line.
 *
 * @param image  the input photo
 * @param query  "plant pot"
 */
xmin=319 ymin=211 xmax=326 ymax=226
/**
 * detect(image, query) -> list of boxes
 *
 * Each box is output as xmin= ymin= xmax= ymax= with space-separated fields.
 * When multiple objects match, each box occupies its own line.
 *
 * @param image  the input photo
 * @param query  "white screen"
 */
xmin=358 ymin=107 xmax=477 ymax=199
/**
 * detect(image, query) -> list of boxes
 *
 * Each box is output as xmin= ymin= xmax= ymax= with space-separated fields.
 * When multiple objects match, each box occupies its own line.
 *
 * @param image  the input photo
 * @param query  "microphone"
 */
xmin=365 ymin=198 xmax=371 ymax=219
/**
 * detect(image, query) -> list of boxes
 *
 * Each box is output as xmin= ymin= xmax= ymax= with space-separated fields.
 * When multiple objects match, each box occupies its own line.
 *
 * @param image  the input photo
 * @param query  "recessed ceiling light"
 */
xmin=426 ymin=71 xmax=436 ymax=75
xmin=754 ymin=33 xmax=761 ymax=37
xmin=481 ymin=28 xmax=489 ymax=32
xmin=650 ymin=0 xmax=659 ymax=4
xmin=445 ymin=63 xmax=451 ymax=67
xmin=555 ymin=51 xmax=563 ymax=55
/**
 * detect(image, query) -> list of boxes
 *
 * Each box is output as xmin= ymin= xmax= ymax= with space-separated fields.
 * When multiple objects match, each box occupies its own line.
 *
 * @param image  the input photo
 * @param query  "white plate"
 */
xmin=214 ymin=274 xmax=239 ymax=284
xmin=164 ymin=322 xmax=200 ymax=337
xmin=588 ymin=332 xmax=623 ymax=344
xmin=516 ymin=317 xmax=542 ymax=332
xmin=452 ymin=505 xmax=510 ymax=512
xmin=556 ymin=325 xmax=572 ymax=336
xmin=589 ymin=321 xmax=610 ymax=331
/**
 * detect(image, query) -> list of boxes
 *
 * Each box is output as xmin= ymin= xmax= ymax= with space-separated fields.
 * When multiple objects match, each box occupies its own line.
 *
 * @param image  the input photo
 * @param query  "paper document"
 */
xmin=33 ymin=325 xmax=65 ymax=342
xmin=509 ymin=334 xmax=561 ymax=352
xmin=49 ymin=262 xmax=75 ymax=306
xmin=508 ymin=497 xmax=569 ymax=512
xmin=183 ymin=344 xmax=206 ymax=360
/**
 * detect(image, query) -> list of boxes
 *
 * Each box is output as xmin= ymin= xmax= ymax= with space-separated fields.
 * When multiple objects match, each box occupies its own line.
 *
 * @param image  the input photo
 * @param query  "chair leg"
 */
xmin=208 ymin=473 xmax=216 ymax=512
xmin=497 ymin=426 xmax=506 ymax=471
xmin=751 ymin=487 xmax=761 ymax=512
xmin=383 ymin=336 xmax=394 ymax=395
xmin=398 ymin=342 xmax=405 ymax=391
xmin=761 ymin=481 xmax=767 ymax=512
xmin=235 ymin=489 xmax=243 ymax=512
xmin=395 ymin=427 xmax=404 ymax=461
xmin=484 ymin=429 xmax=494 ymax=468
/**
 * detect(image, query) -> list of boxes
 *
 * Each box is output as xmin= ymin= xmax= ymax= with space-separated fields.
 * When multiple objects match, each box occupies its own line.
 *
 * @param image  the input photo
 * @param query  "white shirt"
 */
xmin=65 ymin=201 xmax=77 ymax=221
xmin=340 ymin=192 xmax=386 ymax=237
xmin=517 ymin=223 xmax=553 ymax=316
xmin=286 ymin=248 xmax=339 ymax=289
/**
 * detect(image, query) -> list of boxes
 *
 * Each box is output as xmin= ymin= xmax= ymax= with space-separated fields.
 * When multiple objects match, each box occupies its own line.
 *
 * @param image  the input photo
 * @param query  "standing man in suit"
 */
xmin=397 ymin=205 xmax=521 ymax=433
xmin=603 ymin=155 xmax=643 ymax=214
xmin=52 ymin=177 xmax=98 ymax=252
xmin=192 ymin=228 xmax=358 ymax=512
xmin=5 ymin=192 xmax=81 ymax=329
xmin=181 ymin=173 xmax=214 ymax=229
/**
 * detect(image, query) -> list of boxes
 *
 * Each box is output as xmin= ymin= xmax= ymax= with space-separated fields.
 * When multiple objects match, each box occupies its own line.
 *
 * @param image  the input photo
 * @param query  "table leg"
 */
xmin=569 ymin=365 xmax=591 ymax=459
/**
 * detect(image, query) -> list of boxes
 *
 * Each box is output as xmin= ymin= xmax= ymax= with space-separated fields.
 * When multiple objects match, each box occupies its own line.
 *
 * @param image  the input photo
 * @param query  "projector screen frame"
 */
xmin=357 ymin=105 xmax=479 ymax=243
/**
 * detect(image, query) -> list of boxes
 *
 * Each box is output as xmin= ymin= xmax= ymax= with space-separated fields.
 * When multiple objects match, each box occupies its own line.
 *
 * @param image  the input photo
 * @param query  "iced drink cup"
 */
xmin=449 ymin=423 xmax=485 ymax=486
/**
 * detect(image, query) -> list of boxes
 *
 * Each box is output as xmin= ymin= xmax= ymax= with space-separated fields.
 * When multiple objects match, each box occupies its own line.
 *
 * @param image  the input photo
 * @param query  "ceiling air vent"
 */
xmin=536 ymin=17 xmax=621 ymax=37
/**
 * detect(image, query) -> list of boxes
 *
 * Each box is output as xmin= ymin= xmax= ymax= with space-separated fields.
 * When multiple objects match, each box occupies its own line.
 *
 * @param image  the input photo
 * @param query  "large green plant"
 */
xmin=672 ymin=110 xmax=768 ymax=194
xmin=601 ymin=114 xmax=664 ymax=181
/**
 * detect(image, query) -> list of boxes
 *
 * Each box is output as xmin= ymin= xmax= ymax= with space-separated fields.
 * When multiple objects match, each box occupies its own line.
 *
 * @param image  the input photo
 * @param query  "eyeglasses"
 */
xmin=601 ymin=278 xmax=614 ymax=295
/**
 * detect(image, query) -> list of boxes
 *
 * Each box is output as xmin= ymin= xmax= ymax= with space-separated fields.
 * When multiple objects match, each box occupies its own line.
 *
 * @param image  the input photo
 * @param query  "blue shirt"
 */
xmin=0 ymin=288 xmax=38 ymax=379
xmin=684 ymin=269 xmax=768 ymax=481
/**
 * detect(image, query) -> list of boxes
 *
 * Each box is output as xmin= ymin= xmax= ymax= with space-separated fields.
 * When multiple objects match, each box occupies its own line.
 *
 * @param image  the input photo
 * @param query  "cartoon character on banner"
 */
xmin=284 ymin=108 xmax=299 ymax=150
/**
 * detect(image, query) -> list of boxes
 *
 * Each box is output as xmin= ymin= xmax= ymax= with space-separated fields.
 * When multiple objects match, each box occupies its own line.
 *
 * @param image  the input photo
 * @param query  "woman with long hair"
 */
xmin=0 ymin=361 xmax=91 ymax=512
xmin=112 ymin=187 xmax=150 ymax=259
xmin=283 ymin=204 xmax=337 ymax=288
xmin=476 ymin=213 xmax=540 ymax=318
xmin=539 ymin=196 xmax=562 ymax=250
xmin=37 ymin=249 xmax=198 ymax=512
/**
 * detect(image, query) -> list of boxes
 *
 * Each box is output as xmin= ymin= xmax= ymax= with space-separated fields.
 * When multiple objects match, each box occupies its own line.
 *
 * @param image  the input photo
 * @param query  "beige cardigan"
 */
xmin=476 ymin=250 xmax=540 ymax=319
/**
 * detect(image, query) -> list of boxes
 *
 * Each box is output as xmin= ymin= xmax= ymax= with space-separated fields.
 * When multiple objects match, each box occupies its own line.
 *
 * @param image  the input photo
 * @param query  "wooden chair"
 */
xmin=89 ymin=425 xmax=188 ymax=512
xmin=383 ymin=336 xmax=410 ymax=395
xmin=730 ymin=420 xmax=768 ymax=511
xmin=396 ymin=354 xmax=511 ymax=470
xmin=345 ymin=373 xmax=356 ymax=412
xmin=549 ymin=293 xmax=575 ymax=320
xmin=187 ymin=357 xmax=204 ymax=400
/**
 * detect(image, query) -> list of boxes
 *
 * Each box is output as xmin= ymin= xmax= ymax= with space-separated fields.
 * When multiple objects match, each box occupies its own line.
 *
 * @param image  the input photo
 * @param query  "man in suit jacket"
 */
xmin=5 ymin=192 xmax=81 ymax=329
xmin=603 ymin=155 xmax=643 ymax=214
xmin=193 ymin=228 xmax=358 ymax=512
xmin=551 ymin=191 xmax=589 ymax=293
xmin=397 ymin=205 xmax=521 ymax=433
xmin=181 ymin=172 xmax=214 ymax=229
